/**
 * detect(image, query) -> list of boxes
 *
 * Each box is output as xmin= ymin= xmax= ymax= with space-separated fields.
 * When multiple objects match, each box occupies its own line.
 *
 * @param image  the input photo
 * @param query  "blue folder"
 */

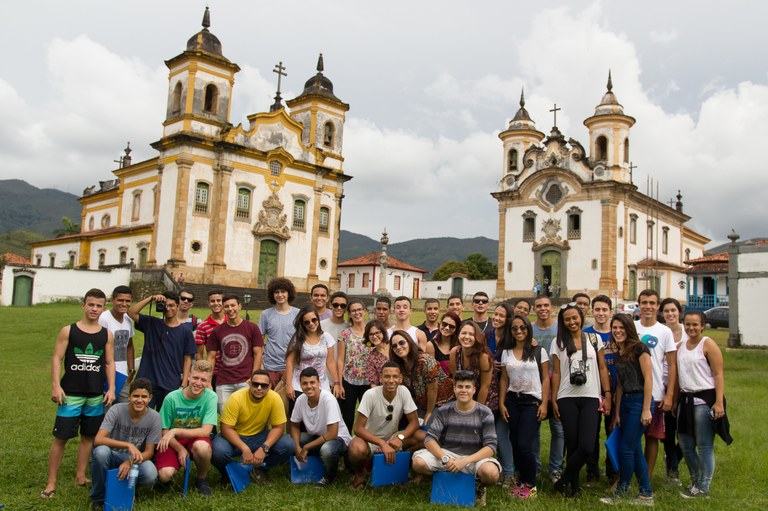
xmin=182 ymin=457 xmax=191 ymax=498
xmin=605 ymin=426 xmax=622 ymax=471
xmin=430 ymin=471 xmax=475 ymax=507
xmin=105 ymin=468 xmax=134 ymax=511
xmin=226 ymin=462 xmax=253 ymax=493
xmin=291 ymin=456 xmax=325 ymax=483
xmin=370 ymin=452 xmax=411 ymax=487
xmin=104 ymin=371 xmax=128 ymax=395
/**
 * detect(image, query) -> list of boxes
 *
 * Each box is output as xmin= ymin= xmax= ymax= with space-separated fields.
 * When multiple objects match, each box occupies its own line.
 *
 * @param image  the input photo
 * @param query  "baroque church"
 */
xmin=31 ymin=8 xmax=351 ymax=291
xmin=493 ymin=75 xmax=709 ymax=302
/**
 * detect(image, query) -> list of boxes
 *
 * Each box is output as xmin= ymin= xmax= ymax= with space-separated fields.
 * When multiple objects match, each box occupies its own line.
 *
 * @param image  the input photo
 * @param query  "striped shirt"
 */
xmin=425 ymin=401 xmax=497 ymax=456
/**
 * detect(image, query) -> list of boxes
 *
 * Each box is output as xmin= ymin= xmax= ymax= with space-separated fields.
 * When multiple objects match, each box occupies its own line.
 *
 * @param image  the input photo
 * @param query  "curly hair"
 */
xmin=267 ymin=277 xmax=296 ymax=305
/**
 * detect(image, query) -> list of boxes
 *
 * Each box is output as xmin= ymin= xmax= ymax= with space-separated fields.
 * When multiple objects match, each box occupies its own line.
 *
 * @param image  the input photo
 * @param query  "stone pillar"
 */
xmin=599 ymin=199 xmax=618 ymax=291
xmin=496 ymin=204 xmax=507 ymax=298
xmin=204 ymin=161 xmax=232 ymax=283
xmin=376 ymin=229 xmax=390 ymax=297
xmin=328 ymin=189 xmax=343 ymax=290
xmin=727 ymin=230 xmax=741 ymax=348
xmin=305 ymin=181 xmax=323 ymax=290
xmin=169 ymin=156 xmax=193 ymax=264
xmin=147 ymin=166 xmax=164 ymax=267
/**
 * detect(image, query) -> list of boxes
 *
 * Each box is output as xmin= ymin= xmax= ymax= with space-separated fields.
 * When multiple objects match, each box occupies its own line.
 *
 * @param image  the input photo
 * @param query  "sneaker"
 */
xmin=314 ymin=476 xmax=332 ymax=488
xmin=554 ymin=477 xmax=571 ymax=497
xmin=604 ymin=480 xmax=619 ymax=494
xmin=516 ymin=484 xmax=538 ymax=499
xmin=631 ymin=495 xmax=654 ymax=506
xmin=500 ymin=474 xmax=516 ymax=489
xmin=586 ymin=473 xmax=600 ymax=485
xmin=195 ymin=477 xmax=212 ymax=496
xmin=680 ymin=485 xmax=709 ymax=499
xmin=549 ymin=470 xmax=563 ymax=484
xmin=599 ymin=496 xmax=621 ymax=505
xmin=475 ymin=482 xmax=487 ymax=507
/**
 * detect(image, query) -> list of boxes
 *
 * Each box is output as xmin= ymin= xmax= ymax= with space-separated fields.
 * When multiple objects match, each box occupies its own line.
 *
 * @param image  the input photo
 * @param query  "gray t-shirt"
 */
xmin=259 ymin=306 xmax=300 ymax=371
xmin=425 ymin=401 xmax=497 ymax=456
xmin=532 ymin=322 xmax=558 ymax=354
xmin=100 ymin=403 xmax=162 ymax=452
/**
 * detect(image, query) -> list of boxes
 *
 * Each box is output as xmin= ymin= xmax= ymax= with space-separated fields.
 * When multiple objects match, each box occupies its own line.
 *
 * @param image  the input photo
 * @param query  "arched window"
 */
xmin=662 ymin=227 xmax=669 ymax=254
xmin=567 ymin=207 xmax=582 ymax=240
xmin=35 ymin=254 xmax=42 ymax=266
xmin=236 ymin=188 xmax=251 ymax=219
xmin=132 ymin=191 xmax=142 ymax=221
xmin=596 ymin=135 xmax=608 ymax=161
xmin=508 ymin=149 xmax=518 ymax=172
xmin=292 ymin=199 xmax=306 ymax=229
xmin=119 ymin=249 xmax=127 ymax=265
xmin=98 ymin=251 xmax=106 ymax=268
xmin=195 ymin=182 xmax=210 ymax=213
xmin=171 ymin=82 xmax=182 ymax=114
xmin=323 ymin=122 xmax=335 ymax=148
xmin=203 ymin=84 xmax=219 ymax=114
xmin=647 ymin=220 xmax=655 ymax=249
xmin=522 ymin=210 xmax=536 ymax=242
xmin=624 ymin=138 xmax=630 ymax=164
xmin=319 ymin=206 xmax=330 ymax=233
xmin=101 ymin=214 xmax=111 ymax=228
xmin=629 ymin=214 xmax=638 ymax=244
xmin=49 ymin=254 xmax=55 ymax=268
xmin=88 ymin=216 xmax=95 ymax=231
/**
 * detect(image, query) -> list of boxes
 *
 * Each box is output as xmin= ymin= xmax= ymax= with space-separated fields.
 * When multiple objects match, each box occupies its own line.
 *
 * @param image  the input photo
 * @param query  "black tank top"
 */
xmin=61 ymin=323 xmax=108 ymax=396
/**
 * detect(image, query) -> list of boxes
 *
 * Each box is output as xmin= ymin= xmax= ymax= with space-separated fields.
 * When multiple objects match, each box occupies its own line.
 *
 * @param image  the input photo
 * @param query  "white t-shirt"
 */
xmin=634 ymin=321 xmax=677 ymax=401
xmin=290 ymin=390 xmax=352 ymax=445
xmin=501 ymin=348 xmax=549 ymax=401
xmin=320 ymin=319 xmax=349 ymax=362
xmin=99 ymin=310 xmax=134 ymax=375
xmin=550 ymin=335 xmax=603 ymax=400
xmin=356 ymin=385 xmax=417 ymax=439
xmin=290 ymin=332 xmax=336 ymax=391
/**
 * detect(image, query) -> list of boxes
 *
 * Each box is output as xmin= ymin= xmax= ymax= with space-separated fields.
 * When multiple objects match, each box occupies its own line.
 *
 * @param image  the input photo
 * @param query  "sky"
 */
xmin=1 ymin=1 xmax=766 ymax=247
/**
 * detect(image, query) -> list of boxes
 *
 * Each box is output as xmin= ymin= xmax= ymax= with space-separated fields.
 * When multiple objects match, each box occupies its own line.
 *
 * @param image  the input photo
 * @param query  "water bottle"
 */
xmin=127 ymin=462 xmax=139 ymax=489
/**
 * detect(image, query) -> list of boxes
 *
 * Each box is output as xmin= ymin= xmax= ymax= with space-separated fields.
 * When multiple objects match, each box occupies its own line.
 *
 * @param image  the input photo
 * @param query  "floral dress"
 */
xmin=366 ymin=348 xmax=391 ymax=386
xmin=402 ymin=353 xmax=454 ymax=411
xmin=338 ymin=328 xmax=370 ymax=386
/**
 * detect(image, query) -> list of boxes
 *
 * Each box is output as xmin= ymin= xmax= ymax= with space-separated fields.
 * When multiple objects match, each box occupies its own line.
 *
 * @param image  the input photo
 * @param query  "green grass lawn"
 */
xmin=1 ymin=302 xmax=767 ymax=510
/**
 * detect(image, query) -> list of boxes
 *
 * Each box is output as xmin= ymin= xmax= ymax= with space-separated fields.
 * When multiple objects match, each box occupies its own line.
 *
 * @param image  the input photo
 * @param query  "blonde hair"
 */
xmin=191 ymin=359 xmax=213 ymax=374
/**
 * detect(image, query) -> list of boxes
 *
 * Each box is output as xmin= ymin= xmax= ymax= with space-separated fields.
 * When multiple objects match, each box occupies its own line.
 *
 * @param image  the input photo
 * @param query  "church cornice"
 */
xmin=165 ymin=51 xmax=240 ymax=74
xmin=31 ymin=224 xmax=154 ymax=248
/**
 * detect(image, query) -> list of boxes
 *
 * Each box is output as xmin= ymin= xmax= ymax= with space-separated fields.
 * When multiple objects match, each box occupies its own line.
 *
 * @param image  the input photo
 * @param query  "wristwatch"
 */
xmin=261 ymin=443 xmax=270 ymax=454
xmin=397 ymin=434 xmax=405 ymax=442
xmin=441 ymin=455 xmax=450 ymax=465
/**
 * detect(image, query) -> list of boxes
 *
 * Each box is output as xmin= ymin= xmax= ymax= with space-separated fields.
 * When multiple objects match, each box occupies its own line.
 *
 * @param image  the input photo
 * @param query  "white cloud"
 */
xmin=650 ymin=30 xmax=679 ymax=44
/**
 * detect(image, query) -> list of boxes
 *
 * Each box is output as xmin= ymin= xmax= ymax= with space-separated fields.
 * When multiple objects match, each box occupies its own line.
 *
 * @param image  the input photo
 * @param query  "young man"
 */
xmin=311 ymin=284 xmax=332 ymax=321
xmin=290 ymin=367 xmax=351 ymax=487
xmin=531 ymin=295 xmax=564 ymax=482
xmin=634 ymin=289 xmax=677 ymax=478
xmin=389 ymin=296 xmax=429 ymax=353
xmin=155 ymin=360 xmax=218 ymax=495
xmin=90 ymin=378 xmax=162 ymax=509
xmin=99 ymin=285 xmax=135 ymax=403
xmin=583 ymin=295 xmax=617 ymax=484
xmin=572 ymin=292 xmax=592 ymax=328
xmin=177 ymin=289 xmax=199 ymax=331
xmin=258 ymin=278 xmax=300 ymax=389
xmin=206 ymin=294 xmax=264 ymax=413
xmin=513 ymin=298 xmax=531 ymax=316
xmin=348 ymin=362 xmax=420 ymax=489
xmin=194 ymin=289 xmax=225 ymax=362
xmin=128 ymin=291 xmax=197 ymax=410
xmin=374 ymin=296 xmax=393 ymax=330
xmin=320 ymin=291 xmax=349 ymax=342
xmin=42 ymin=289 xmax=116 ymax=499
xmin=471 ymin=292 xmax=492 ymax=334
xmin=412 ymin=370 xmax=501 ymax=506
xmin=211 ymin=369 xmax=294 ymax=482
xmin=447 ymin=295 xmax=464 ymax=318
xmin=417 ymin=298 xmax=441 ymax=341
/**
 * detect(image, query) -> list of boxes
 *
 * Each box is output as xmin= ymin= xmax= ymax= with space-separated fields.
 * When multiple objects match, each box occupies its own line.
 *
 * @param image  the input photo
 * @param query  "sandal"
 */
xmin=40 ymin=489 xmax=56 ymax=499
xmin=349 ymin=476 xmax=366 ymax=491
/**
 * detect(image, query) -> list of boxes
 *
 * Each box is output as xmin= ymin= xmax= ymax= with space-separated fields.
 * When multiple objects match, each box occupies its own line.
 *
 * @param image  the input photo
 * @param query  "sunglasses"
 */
xmin=511 ymin=325 xmax=528 ymax=332
xmin=385 ymin=404 xmax=394 ymax=422
xmin=250 ymin=381 xmax=269 ymax=389
xmin=179 ymin=296 xmax=194 ymax=302
xmin=303 ymin=318 xmax=319 ymax=326
xmin=391 ymin=339 xmax=408 ymax=348
xmin=561 ymin=302 xmax=578 ymax=309
xmin=440 ymin=321 xmax=457 ymax=330
xmin=473 ymin=299 xmax=489 ymax=304
xmin=331 ymin=302 xmax=348 ymax=309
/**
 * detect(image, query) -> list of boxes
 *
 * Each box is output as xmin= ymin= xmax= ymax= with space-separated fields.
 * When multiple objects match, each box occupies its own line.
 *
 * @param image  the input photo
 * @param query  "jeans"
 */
xmin=505 ymin=393 xmax=540 ymax=485
xmin=678 ymin=403 xmax=716 ymax=492
xmin=663 ymin=410 xmax=683 ymax=475
xmin=299 ymin=433 xmax=347 ymax=480
xmin=90 ymin=445 xmax=158 ymax=504
xmin=617 ymin=394 xmax=653 ymax=497
xmin=535 ymin=414 xmax=564 ymax=475
xmin=558 ymin=397 xmax=600 ymax=493
xmin=494 ymin=411 xmax=515 ymax=477
xmin=211 ymin=431 xmax=294 ymax=477
xmin=215 ymin=382 xmax=248 ymax=414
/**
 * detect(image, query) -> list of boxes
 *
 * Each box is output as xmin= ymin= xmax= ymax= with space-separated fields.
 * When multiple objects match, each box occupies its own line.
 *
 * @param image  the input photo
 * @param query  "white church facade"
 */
xmin=493 ymin=77 xmax=708 ymax=302
xmin=31 ymin=8 xmax=351 ymax=291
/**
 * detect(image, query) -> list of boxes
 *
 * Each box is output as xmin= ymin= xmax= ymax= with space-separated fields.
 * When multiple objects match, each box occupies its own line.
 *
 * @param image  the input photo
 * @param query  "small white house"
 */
xmin=338 ymin=253 xmax=427 ymax=299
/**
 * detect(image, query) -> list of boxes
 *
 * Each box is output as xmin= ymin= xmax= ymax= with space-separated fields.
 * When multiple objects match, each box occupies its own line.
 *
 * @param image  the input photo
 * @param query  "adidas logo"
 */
xmin=73 ymin=343 xmax=104 ymax=364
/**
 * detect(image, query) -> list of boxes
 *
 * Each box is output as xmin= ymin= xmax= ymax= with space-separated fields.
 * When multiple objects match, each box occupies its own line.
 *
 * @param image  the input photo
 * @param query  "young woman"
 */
xmin=449 ymin=321 xmax=495 ymax=409
xmin=285 ymin=307 xmax=339 ymax=400
xmin=430 ymin=312 xmax=460 ymax=375
xmin=336 ymin=298 xmax=370 ymax=432
xmin=550 ymin=304 xmax=611 ymax=497
xmin=676 ymin=310 xmax=727 ymax=499
xmin=660 ymin=297 xmax=686 ymax=484
xmin=499 ymin=313 xmax=550 ymax=499
xmin=389 ymin=330 xmax=452 ymax=424
xmin=364 ymin=319 xmax=390 ymax=386
xmin=599 ymin=314 xmax=654 ymax=506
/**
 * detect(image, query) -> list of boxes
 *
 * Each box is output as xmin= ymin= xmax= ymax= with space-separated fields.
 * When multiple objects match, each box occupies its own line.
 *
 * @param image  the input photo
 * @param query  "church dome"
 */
xmin=508 ymin=89 xmax=537 ymax=130
xmin=593 ymin=71 xmax=625 ymax=116
xmin=186 ymin=7 xmax=223 ymax=56
xmin=296 ymin=54 xmax=342 ymax=102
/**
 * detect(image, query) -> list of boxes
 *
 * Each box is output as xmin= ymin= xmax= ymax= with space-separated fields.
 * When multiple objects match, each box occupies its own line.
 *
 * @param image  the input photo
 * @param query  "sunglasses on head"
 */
xmin=331 ymin=302 xmax=347 ymax=309
xmin=385 ymin=404 xmax=394 ymax=421
xmin=179 ymin=296 xmax=194 ymax=302
xmin=250 ymin=381 xmax=269 ymax=389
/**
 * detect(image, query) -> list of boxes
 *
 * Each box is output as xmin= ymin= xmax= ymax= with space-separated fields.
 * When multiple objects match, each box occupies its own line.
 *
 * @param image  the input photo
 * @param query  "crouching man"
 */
xmin=290 ymin=367 xmax=352 ymax=487
xmin=412 ymin=370 xmax=501 ymax=506
xmin=90 ymin=378 xmax=162 ymax=509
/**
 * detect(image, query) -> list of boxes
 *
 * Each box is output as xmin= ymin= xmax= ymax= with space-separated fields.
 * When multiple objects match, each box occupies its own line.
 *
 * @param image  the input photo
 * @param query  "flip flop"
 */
xmin=76 ymin=478 xmax=91 ymax=487
xmin=349 ymin=477 xmax=366 ymax=491
xmin=39 ymin=489 xmax=56 ymax=499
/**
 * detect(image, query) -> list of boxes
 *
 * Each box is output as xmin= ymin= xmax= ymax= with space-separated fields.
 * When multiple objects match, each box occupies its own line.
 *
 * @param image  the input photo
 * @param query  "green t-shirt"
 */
xmin=160 ymin=388 xmax=218 ymax=430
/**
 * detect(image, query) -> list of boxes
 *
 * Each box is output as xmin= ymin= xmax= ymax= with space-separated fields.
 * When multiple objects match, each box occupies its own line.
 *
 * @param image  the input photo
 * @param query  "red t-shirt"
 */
xmin=195 ymin=315 xmax=225 ymax=376
xmin=206 ymin=320 xmax=264 ymax=385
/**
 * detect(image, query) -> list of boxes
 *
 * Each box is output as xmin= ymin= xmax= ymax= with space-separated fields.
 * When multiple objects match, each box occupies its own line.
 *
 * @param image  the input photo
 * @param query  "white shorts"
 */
xmin=413 ymin=448 xmax=501 ymax=475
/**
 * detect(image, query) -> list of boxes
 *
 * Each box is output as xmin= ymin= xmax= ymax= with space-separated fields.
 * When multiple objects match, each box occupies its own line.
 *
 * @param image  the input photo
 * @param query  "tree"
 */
xmin=464 ymin=253 xmax=498 ymax=279
xmin=52 ymin=216 xmax=80 ymax=238
xmin=431 ymin=260 xmax=467 ymax=281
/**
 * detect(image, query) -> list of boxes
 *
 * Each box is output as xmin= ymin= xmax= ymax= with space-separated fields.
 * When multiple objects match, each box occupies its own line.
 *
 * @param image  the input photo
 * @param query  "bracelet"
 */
xmin=333 ymin=381 xmax=340 ymax=386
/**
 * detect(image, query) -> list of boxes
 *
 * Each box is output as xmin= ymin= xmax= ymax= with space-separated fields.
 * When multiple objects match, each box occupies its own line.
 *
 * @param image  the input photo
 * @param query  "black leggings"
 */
xmin=558 ymin=397 xmax=600 ymax=492
xmin=339 ymin=380 xmax=370 ymax=433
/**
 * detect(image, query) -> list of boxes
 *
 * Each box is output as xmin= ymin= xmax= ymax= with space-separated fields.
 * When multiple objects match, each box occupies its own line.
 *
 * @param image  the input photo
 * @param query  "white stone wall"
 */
xmin=736 ymin=249 xmax=768 ymax=346
xmin=31 ymin=240 xmax=81 ymax=268
xmin=340 ymin=266 xmax=424 ymax=298
xmin=422 ymin=278 xmax=497 ymax=301
xmin=1 ymin=265 xmax=131 ymax=305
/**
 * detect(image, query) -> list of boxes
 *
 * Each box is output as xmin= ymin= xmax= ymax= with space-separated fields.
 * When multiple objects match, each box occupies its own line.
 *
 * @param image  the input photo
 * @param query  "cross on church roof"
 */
xmin=270 ymin=61 xmax=288 ymax=112
xmin=549 ymin=103 xmax=562 ymax=127
xmin=628 ymin=161 xmax=637 ymax=184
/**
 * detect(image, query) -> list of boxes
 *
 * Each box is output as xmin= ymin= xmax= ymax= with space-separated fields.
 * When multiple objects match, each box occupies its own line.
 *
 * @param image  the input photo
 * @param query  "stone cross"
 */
xmin=273 ymin=62 xmax=287 ymax=94
xmin=549 ymin=103 xmax=561 ymax=127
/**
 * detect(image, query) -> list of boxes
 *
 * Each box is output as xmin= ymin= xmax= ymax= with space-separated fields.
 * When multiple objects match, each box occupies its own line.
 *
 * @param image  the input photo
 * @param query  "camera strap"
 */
xmin=580 ymin=332 xmax=588 ymax=366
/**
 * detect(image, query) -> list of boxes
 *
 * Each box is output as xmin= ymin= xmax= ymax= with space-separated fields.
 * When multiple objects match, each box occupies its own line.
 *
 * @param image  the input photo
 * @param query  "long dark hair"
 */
xmin=556 ymin=303 xmax=584 ymax=357
xmin=494 ymin=303 xmax=516 ymax=352
xmin=364 ymin=319 xmax=389 ymax=347
xmin=611 ymin=313 xmax=643 ymax=361
xmin=286 ymin=306 xmax=323 ymax=363
xmin=458 ymin=321 xmax=492 ymax=372
xmin=439 ymin=312 xmax=462 ymax=348
xmin=509 ymin=313 xmax=537 ymax=362
xmin=389 ymin=330 xmax=421 ymax=382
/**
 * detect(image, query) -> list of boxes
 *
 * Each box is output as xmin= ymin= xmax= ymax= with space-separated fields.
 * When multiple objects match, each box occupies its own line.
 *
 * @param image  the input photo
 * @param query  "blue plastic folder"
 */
xmin=605 ymin=426 xmax=622 ymax=471
xmin=291 ymin=456 xmax=325 ymax=483
xmin=430 ymin=471 xmax=475 ymax=507
xmin=371 ymin=452 xmax=411 ymax=487
xmin=226 ymin=462 xmax=253 ymax=493
xmin=105 ymin=468 xmax=134 ymax=511
xmin=104 ymin=371 xmax=128 ymax=395
xmin=182 ymin=457 xmax=191 ymax=498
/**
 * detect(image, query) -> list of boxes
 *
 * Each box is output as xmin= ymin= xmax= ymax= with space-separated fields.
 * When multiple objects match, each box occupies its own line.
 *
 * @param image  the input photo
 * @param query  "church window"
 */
xmin=319 ymin=207 xmax=330 ymax=234
xmin=647 ymin=220 xmax=655 ymax=249
xmin=35 ymin=254 xmax=42 ymax=266
xmin=618 ymin=226 xmax=624 ymax=238
xmin=592 ymin=259 xmax=598 ymax=270
xmin=171 ymin=82 xmax=182 ymax=114
xmin=69 ymin=252 xmax=76 ymax=267
xmin=348 ymin=273 xmax=356 ymax=288
xmin=323 ymin=122 xmax=335 ymax=148
xmin=98 ymin=251 xmax=106 ymax=268
xmin=270 ymin=161 xmax=282 ymax=177
xmin=132 ymin=191 xmax=142 ymax=221
xmin=567 ymin=207 xmax=582 ymax=240
xmin=362 ymin=272 xmax=370 ymax=288
xmin=195 ymin=182 xmax=210 ymax=213
xmin=119 ymin=249 xmax=127 ymax=265
xmin=629 ymin=214 xmax=637 ymax=244
xmin=507 ymin=262 xmax=513 ymax=272
xmin=508 ymin=149 xmax=518 ymax=172
xmin=624 ymin=138 xmax=630 ymax=164
xmin=89 ymin=216 xmax=95 ymax=231
xmin=522 ymin=211 xmax=536 ymax=242
xmin=685 ymin=248 xmax=691 ymax=261
xmin=319 ymin=258 xmax=328 ymax=269
xmin=49 ymin=254 xmax=55 ymax=267
xmin=191 ymin=241 xmax=202 ymax=253
xmin=101 ymin=214 xmax=111 ymax=228
xmin=544 ymin=183 xmax=563 ymax=206
xmin=394 ymin=275 xmax=402 ymax=291
xmin=236 ymin=188 xmax=251 ymax=220
xmin=662 ymin=227 xmax=669 ymax=254
xmin=596 ymin=135 xmax=608 ymax=161
xmin=203 ymin=84 xmax=219 ymax=114
xmin=138 ymin=247 xmax=148 ymax=268
xmin=293 ymin=199 xmax=306 ymax=229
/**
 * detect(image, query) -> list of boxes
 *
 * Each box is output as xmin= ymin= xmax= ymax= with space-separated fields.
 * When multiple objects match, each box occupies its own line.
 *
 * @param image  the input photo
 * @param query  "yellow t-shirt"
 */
xmin=220 ymin=388 xmax=287 ymax=436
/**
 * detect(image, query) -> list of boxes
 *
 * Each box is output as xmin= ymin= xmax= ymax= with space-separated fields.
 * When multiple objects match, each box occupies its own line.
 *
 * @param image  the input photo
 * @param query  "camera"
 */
xmin=569 ymin=361 xmax=587 ymax=386
xmin=155 ymin=300 xmax=166 ymax=313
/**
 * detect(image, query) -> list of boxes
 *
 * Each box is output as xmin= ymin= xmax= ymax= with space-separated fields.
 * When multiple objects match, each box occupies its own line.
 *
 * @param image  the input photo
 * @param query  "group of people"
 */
xmin=42 ymin=280 xmax=729 ymax=508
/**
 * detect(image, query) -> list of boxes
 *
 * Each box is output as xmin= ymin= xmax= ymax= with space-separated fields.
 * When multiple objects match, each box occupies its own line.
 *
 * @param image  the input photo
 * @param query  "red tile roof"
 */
xmin=685 ymin=251 xmax=728 ymax=274
xmin=338 ymin=252 xmax=428 ymax=274
xmin=1 ymin=253 xmax=30 ymax=265
xmin=635 ymin=258 xmax=686 ymax=272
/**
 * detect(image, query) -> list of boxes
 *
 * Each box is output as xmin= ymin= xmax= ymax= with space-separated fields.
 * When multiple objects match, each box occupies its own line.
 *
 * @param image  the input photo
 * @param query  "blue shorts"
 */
xmin=52 ymin=395 xmax=104 ymax=439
